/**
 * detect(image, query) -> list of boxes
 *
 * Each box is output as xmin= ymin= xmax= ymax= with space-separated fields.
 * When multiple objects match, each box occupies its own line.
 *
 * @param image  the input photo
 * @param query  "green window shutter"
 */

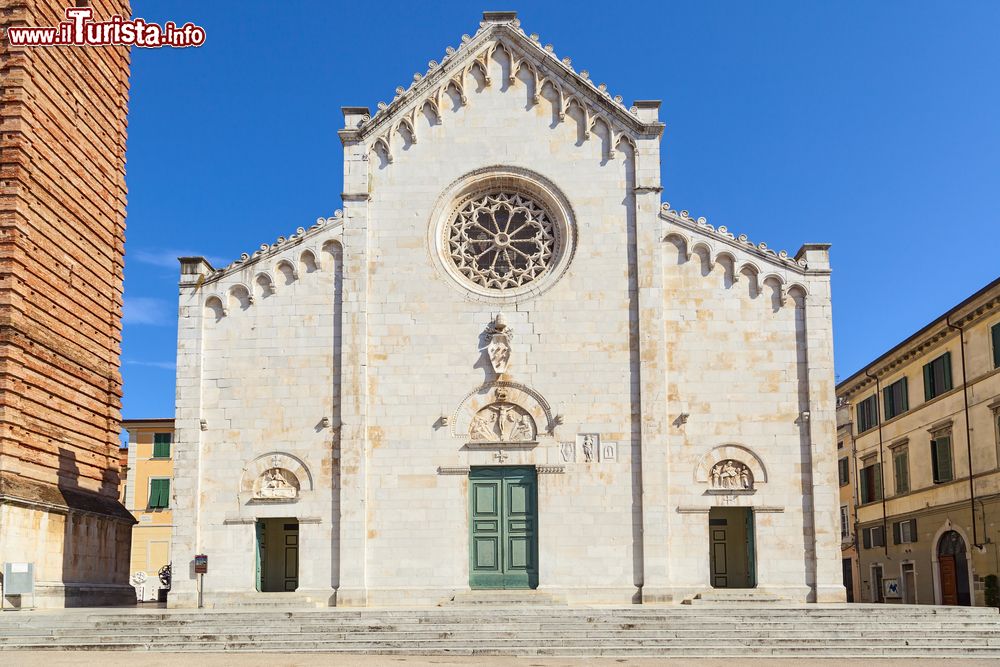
xmin=931 ymin=439 xmax=940 ymax=482
xmin=892 ymin=521 xmax=901 ymax=545
xmin=883 ymin=386 xmax=892 ymax=419
xmin=860 ymin=469 xmax=869 ymax=503
xmin=900 ymin=377 xmax=909 ymax=412
xmin=898 ymin=452 xmax=909 ymax=493
xmin=993 ymin=323 xmax=1000 ymax=369
xmin=910 ymin=518 xmax=918 ymax=542
xmin=942 ymin=352 xmax=953 ymax=392
xmin=153 ymin=433 xmax=171 ymax=458
xmin=148 ymin=479 xmax=170 ymax=508
xmin=862 ymin=529 xmax=871 ymax=549
xmin=923 ymin=363 xmax=933 ymax=401
xmin=937 ymin=438 xmax=953 ymax=482
xmin=874 ymin=465 xmax=883 ymax=500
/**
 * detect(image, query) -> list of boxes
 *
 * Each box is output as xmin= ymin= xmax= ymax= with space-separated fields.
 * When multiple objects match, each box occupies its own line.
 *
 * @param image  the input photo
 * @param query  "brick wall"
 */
xmin=0 ymin=0 xmax=133 ymax=605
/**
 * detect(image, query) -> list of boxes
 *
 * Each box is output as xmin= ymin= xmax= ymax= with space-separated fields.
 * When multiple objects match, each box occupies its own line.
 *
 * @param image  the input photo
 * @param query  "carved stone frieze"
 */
xmin=710 ymin=459 xmax=753 ymax=491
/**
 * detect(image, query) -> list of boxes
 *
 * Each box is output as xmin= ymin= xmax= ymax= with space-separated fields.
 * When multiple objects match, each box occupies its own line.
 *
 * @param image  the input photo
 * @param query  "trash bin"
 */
xmin=157 ymin=588 xmax=168 ymax=603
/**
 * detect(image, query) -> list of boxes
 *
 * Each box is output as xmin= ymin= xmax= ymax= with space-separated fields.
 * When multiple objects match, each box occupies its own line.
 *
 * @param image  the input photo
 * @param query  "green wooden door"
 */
xmin=254 ymin=520 xmax=264 ymax=592
xmin=470 ymin=467 xmax=537 ymax=589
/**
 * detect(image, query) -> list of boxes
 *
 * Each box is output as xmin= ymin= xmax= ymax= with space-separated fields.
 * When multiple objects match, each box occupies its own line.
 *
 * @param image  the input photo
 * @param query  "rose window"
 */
xmin=446 ymin=192 xmax=556 ymax=291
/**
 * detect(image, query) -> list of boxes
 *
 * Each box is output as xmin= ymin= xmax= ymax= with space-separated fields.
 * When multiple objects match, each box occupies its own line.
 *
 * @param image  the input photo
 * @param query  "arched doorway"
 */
xmin=937 ymin=530 xmax=971 ymax=606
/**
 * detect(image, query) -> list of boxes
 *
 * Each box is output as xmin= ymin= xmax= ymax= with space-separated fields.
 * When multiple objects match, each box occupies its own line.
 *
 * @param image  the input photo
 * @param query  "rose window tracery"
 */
xmin=446 ymin=192 xmax=555 ymax=291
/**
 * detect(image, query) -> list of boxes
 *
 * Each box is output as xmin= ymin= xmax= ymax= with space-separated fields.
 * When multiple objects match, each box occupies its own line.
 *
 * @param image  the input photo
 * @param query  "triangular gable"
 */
xmin=347 ymin=12 xmax=663 ymax=162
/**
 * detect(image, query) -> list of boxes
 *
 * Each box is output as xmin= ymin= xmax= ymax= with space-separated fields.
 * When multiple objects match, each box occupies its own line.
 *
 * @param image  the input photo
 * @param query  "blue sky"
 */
xmin=121 ymin=1 xmax=1000 ymax=419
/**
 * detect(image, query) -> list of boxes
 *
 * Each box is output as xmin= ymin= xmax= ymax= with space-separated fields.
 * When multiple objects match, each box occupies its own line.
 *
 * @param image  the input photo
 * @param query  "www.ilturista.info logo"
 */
xmin=6 ymin=7 xmax=205 ymax=48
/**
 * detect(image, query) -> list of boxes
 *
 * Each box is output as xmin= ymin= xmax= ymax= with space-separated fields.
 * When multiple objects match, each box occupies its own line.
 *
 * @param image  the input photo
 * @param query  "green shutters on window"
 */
xmin=148 ymin=478 xmax=170 ymax=508
xmin=931 ymin=436 xmax=953 ymax=484
xmin=893 ymin=518 xmax=918 ymax=544
xmin=883 ymin=378 xmax=908 ymax=420
xmin=860 ymin=462 xmax=882 ymax=504
xmin=893 ymin=450 xmax=909 ymax=494
xmin=838 ymin=458 xmax=849 ymax=486
xmin=992 ymin=322 xmax=1000 ymax=369
xmin=923 ymin=352 xmax=953 ymax=401
xmin=857 ymin=394 xmax=879 ymax=433
xmin=153 ymin=433 xmax=172 ymax=458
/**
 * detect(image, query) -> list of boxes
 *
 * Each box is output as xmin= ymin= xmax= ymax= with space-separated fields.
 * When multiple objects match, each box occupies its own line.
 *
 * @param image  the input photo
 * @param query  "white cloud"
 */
xmin=122 ymin=297 xmax=173 ymax=326
xmin=132 ymin=249 xmax=227 ymax=269
xmin=123 ymin=359 xmax=176 ymax=370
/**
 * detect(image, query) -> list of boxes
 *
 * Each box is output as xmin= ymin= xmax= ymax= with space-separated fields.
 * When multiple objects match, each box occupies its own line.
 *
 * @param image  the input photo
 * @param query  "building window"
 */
xmin=838 ymin=440 xmax=844 ymax=450
xmin=840 ymin=505 xmax=850 ymax=539
xmin=148 ymin=478 xmax=170 ymax=509
xmin=992 ymin=322 xmax=1000 ymax=369
xmin=857 ymin=394 xmax=879 ymax=434
xmin=838 ymin=457 xmax=850 ymax=486
xmin=862 ymin=525 xmax=885 ymax=549
xmin=893 ymin=518 xmax=918 ymax=544
xmin=922 ymin=352 xmax=953 ymax=401
xmin=152 ymin=432 xmax=172 ymax=459
xmin=859 ymin=459 xmax=882 ymax=504
xmin=883 ymin=377 xmax=909 ymax=420
xmin=892 ymin=447 xmax=909 ymax=495
xmin=931 ymin=433 xmax=953 ymax=484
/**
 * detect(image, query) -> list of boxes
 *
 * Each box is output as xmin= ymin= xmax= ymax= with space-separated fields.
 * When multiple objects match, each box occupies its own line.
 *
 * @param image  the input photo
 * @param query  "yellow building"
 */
xmin=122 ymin=419 xmax=175 ymax=602
xmin=836 ymin=403 xmax=860 ymax=602
xmin=837 ymin=276 xmax=1000 ymax=606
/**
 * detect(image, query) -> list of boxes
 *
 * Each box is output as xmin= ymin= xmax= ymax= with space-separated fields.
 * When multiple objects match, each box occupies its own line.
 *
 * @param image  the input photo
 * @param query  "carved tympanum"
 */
xmin=468 ymin=388 xmax=536 ymax=443
xmin=253 ymin=467 xmax=300 ymax=500
xmin=710 ymin=459 xmax=753 ymax=490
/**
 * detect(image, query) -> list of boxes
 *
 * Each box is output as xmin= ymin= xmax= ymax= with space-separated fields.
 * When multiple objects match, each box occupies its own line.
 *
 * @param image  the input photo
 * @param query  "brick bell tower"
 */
xmin=0 ymin=0 xmax=134 ymax=606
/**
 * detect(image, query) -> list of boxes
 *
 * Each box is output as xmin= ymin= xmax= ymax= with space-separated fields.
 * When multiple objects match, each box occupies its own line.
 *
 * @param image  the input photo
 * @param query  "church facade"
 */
xmin=169 ymin=12 xmax=844 ymax=607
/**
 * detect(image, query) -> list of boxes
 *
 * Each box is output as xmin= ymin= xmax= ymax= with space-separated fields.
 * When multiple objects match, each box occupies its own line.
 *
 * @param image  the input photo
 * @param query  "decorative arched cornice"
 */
xmin=661 ymin=202 xmax=811 ymax=274
xmin=355 ymin=16 xmax=663 ymax=168
xmin=663 ymin=232 xmax=808 ymax=310
xmin=694 ymin=444 xmax=768 ymax=485
xmin=204 ymin=212 xmax=345 ymax=284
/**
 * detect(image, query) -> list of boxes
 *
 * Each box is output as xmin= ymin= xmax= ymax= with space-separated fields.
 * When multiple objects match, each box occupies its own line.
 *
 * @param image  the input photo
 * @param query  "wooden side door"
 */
xmin=940 ymin=555 xmax=958 ymax=605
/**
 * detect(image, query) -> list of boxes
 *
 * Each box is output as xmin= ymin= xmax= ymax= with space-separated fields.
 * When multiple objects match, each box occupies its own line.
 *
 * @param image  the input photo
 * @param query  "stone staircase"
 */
xmin=1 ymin=605 xmax=999 ymax=657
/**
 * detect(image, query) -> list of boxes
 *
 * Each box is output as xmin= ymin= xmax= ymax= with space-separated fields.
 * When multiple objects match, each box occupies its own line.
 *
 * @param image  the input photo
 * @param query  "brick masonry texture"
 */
xmin=0 ymin=0 xmax=134 ymax=607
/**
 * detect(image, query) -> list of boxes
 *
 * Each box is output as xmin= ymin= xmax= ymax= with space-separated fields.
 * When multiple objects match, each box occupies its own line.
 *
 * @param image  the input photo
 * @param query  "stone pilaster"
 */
xmin=168 ymin=257 xmax=212 ymax=607
xmin=335 ymin=108 xmax=371 ymax=605
xmin=797 ymin=244 xmax=846 ymax=602
xmin=630 ymin=101 xmax=672 ymax=603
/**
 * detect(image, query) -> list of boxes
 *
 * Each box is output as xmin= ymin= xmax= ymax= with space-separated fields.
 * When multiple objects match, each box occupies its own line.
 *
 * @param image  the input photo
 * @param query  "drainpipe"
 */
xmin=865 ymin=369 xmax=890 ymax=557
xmin=946 ymin=316 xmax=980 ymax=549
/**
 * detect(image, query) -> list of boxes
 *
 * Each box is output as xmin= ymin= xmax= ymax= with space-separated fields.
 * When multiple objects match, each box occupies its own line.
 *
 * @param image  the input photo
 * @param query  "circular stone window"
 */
xmin=430 ymin=168 xmax=576 ymax=302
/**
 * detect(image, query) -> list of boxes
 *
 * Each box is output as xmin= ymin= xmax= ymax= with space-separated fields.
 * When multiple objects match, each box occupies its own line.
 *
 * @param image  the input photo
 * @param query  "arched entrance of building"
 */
xmin=936 ymin=529 xmax=971 ymax=606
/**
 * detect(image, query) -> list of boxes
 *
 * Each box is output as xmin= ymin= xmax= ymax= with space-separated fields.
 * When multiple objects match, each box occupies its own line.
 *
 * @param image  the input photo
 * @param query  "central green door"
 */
xmin=469 ymin=467 xmax=538 ymax=589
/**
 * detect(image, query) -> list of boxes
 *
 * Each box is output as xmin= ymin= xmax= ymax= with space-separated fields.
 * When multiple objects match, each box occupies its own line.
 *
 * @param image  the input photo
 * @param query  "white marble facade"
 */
xmin=169 ymin=12 xmax=845 ymax=607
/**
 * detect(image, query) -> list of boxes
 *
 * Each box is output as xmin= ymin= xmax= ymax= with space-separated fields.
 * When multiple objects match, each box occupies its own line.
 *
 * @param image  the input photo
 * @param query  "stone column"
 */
xmin=335 ymin=108 xmax=371 ymax=605
xmin=630 ymin=101 xmax=672 ymax=603
xmin=168 ymin=257 xmax=213 ymax=607
xmin=796 ymin=244 xmax=846 ymax=602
